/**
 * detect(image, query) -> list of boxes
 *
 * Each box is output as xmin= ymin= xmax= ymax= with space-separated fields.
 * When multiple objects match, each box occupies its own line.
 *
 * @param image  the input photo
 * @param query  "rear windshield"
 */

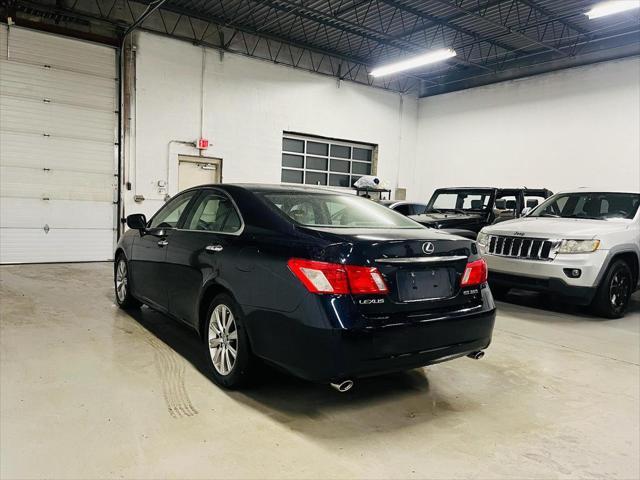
xmin=531 ymin=192 xmax=640 ymax=220
xmin=262 ymin=192 xmax=421 ymax=229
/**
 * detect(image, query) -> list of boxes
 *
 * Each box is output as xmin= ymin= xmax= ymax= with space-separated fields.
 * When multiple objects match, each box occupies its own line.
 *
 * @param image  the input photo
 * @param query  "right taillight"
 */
xmin=287 ymin=258 xmax=388 ymax=295
xmin=461 ymin=258 xmax=488 ymax=287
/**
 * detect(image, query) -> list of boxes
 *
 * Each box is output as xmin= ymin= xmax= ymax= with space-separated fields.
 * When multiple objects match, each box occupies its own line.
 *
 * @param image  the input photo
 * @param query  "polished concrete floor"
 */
xmin=1 ymin=262 xmax=639 ymax=479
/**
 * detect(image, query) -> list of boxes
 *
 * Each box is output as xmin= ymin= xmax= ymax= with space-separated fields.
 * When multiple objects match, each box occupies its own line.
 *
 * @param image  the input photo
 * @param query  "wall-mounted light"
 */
xmin=370 ymin=48 xmax=457 ymax=77
xmin=586 ymin=1 xmax=640 ymax=19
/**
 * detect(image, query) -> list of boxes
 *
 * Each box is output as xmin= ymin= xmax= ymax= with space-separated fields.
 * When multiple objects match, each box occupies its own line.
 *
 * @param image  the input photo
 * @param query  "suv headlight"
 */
xmin=558 ymin=239 xmax=600 ymax=254
xmin=476 ymin=231 xmax=489 ymax=247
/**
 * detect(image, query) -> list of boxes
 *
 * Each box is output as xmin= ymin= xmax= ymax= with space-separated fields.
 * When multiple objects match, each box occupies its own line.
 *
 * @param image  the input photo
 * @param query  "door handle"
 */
xmin=157 ymin=240 xmax=169 ymax=247
xmin=205 ymin=244 xmax=224 ymax=253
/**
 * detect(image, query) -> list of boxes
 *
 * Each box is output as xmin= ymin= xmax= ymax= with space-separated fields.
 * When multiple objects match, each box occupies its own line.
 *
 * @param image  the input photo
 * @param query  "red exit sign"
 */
xmin=197 ymin=138 xmax=209 ymax=149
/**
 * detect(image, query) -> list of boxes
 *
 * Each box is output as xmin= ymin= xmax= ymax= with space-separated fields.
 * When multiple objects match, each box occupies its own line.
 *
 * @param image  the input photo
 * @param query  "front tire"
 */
xmin=204 ymin=294 xmax=253 ymax=389
xmin=592 ymin=260 xmax=633 ymax=319
xmin=114 ymin=255 xmax=142 ymax=309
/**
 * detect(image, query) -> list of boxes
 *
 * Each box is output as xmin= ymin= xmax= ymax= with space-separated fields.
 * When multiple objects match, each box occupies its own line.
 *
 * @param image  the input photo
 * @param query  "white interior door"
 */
xmin=0 ymin=25 xmax=117 ymax=263
xmin=178 ymin=156 xmax=222 ymax=191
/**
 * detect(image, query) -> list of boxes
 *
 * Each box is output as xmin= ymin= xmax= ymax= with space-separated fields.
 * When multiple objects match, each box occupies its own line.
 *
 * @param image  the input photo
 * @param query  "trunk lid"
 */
xmin=300 ymin=227 xmax=482 ymax=316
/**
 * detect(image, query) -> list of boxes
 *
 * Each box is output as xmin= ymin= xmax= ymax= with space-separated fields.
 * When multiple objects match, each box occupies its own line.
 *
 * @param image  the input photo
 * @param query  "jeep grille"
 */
xmin=487 ymin=235 xmax=559 ymax=261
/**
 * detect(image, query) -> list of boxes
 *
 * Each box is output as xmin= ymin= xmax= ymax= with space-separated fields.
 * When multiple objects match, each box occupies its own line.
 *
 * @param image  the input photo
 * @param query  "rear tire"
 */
xmin=204 ymin=294 xmax=253 ymax=389
xmin=114 ymin=255 xmax=142 ymax=309
xmin=592 ymin=260 xmax=633 ymax=319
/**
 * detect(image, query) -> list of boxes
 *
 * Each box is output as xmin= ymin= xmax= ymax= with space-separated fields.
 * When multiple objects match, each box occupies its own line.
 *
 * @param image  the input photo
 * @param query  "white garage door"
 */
xmin=0 ymin=25 xmax=117 ymax=264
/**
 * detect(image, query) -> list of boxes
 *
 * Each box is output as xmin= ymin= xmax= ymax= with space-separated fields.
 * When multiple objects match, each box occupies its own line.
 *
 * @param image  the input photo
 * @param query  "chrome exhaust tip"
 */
xmin=467 ymin=351 xmax=485 ymax=360
xmin=330 ymin=380 xmax=354 ymax=393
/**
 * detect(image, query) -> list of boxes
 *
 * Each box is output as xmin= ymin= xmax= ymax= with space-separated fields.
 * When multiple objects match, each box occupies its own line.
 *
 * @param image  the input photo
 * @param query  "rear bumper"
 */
xmin=489 ymin=271 xmax=596 ymax=305
xmin=333 ymin=310 xmax=495 ymax=382
xmin=250 ymin=305 xmax=495 ymax=383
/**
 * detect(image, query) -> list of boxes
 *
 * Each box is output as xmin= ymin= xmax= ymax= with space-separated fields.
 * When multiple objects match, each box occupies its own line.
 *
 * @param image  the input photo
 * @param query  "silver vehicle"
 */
xmin=477 ymin=188 xmax=640 ymax=318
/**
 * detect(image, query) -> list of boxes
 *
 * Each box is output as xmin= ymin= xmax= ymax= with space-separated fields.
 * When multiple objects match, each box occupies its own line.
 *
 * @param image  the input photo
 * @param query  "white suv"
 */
xmin=477 ymin=189 xmax=640 ymax=318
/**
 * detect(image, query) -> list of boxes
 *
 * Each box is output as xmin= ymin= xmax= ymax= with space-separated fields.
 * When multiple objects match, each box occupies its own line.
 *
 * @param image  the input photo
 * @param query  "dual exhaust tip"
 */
xmin=330 ymin=351 xmax=484 ymax=392
xmin=330 ymin=379 xmax=354 ymax=393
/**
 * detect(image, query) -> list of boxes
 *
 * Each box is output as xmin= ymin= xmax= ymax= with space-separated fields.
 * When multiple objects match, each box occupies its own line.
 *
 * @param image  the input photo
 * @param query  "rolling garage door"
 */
xmin=0 ymin=25 xmax=117 ymax=263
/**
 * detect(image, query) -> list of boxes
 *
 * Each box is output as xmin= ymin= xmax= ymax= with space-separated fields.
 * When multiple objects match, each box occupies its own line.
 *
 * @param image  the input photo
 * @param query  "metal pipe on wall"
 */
xmin=200 ymin=47 xmax=206 ymax=148
xmin=117 ymin=0 xmax=167 ymax=238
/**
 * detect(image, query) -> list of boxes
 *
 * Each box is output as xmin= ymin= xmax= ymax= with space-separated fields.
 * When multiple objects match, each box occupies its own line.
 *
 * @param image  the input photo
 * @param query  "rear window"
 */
xmin=262 ymin=193 xmax=421 ymax=229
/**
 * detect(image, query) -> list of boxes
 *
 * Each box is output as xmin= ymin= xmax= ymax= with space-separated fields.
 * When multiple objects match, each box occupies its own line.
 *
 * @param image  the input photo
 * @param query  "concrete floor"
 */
xmin=1 ymin=262 xmax=639 ymax=479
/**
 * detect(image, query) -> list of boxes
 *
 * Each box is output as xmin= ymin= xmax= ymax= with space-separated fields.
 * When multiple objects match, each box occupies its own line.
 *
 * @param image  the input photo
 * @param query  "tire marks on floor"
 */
xmin=145 ymin=335 xmax=199 ymax=418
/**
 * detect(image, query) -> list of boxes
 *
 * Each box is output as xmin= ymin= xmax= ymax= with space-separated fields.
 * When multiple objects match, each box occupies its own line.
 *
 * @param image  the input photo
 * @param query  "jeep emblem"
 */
xmin=513 ymin=231 xmax=525 ymax=236
xmin=422 ymin=242 xmax=435 ymax=254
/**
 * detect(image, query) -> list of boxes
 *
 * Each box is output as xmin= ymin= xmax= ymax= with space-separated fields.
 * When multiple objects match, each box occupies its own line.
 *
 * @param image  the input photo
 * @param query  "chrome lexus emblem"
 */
xmin=422 ymin=242 xmax=435 ymax=254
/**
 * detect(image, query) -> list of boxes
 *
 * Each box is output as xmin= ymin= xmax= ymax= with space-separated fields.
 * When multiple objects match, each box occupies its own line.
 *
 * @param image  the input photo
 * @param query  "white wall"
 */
xmin=127 ymin=32 xmax=639 ymax=217
xmin=126 ymin=31 xmax=417 ymax=217
xmin=409 ymin=57 xmax=640 ymax=201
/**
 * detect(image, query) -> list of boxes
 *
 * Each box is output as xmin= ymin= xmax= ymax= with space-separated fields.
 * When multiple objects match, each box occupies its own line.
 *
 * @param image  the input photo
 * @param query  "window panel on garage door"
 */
xmin=0 ymin=25 xmax=117 ymax=263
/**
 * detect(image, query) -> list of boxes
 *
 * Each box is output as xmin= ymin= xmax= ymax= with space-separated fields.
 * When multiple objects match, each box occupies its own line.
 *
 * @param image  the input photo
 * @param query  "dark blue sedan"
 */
xmin=115 ymin=184 xmax=495 ymax=391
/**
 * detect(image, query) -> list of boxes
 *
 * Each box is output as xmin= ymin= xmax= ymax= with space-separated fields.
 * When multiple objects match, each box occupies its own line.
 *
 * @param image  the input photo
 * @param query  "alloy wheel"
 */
xmin=609 ymin=270 xmax=630 ymax=312
xmin=116 ymin=259 xmax=128 ymax=302
xmin=208 ymin=304 xmax=239 ymax=376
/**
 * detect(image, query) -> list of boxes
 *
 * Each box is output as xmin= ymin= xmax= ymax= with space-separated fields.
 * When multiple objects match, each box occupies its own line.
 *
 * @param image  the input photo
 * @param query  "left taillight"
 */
xmin=287 ymin=258 xmax=388 ymax=295
xmin=460 ymin=258 xmax=488 ymax=287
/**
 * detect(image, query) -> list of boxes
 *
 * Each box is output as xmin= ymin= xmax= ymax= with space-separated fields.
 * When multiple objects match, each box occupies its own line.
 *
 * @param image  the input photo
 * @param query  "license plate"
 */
xmin=397 ymin=268 xmax=454 ymax=302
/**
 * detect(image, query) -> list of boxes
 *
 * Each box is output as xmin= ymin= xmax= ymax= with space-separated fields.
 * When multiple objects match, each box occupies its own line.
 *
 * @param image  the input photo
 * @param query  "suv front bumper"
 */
xmin=480 ymin=247 xmax=609 ymax=304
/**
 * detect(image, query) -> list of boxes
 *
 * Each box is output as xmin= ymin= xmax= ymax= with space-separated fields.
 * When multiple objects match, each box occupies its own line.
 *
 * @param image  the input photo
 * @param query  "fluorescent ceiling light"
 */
xmin=370 ymin=49 xmax=457 ymax=77
xmin=586 ymin=1 xmax=640 ymax=19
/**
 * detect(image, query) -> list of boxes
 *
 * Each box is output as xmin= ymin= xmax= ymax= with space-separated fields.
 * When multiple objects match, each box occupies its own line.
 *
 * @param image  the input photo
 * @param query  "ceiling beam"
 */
xmin=425 ymin=0 xmax=569 ymax=56
xmin=236 ymin=0 xmax=495 ymax=71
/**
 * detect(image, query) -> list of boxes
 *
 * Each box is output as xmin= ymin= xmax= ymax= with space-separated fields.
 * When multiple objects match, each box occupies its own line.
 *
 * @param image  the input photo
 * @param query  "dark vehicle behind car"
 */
xmin=409 ymin=187 xmax=553 ymax=239
xmin=115 ymin=185 xmax=496 ymax=390
xmin=378 ymin=200 xmax=429 ymax=216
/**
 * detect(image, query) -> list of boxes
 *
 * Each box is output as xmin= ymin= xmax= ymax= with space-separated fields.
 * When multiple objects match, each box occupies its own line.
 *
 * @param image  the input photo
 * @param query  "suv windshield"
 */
xmin=262 ymin=192 xmax=421 ymax=229
xmin=531 ymin=192 xmax=640 ymax=220
xmin=427 ymin=189 xmax=492 ymax=212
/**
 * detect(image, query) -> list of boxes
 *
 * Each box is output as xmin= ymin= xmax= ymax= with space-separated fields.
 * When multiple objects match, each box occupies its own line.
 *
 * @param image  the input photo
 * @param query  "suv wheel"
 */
xmin=204 ymin=294 xmax=253 ymax=389
xmin=592 ymin=260 xmax=633 ymax=319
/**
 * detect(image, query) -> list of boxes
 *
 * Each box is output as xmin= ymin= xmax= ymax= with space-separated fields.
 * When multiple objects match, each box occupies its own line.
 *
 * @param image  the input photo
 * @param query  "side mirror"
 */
xmin=521 ymin=207 xmax=532 ymax=216
xmin=126 ymin=214 xmax=147 ymax=230
xmin=494 ymin=199 xmax=507 ymax=209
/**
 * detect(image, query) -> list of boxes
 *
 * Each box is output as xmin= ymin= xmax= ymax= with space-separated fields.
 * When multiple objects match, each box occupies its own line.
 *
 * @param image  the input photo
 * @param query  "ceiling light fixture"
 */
xmin=370 ymin=48 xmax=457 ymax=77
xmin=586 ymin=1 xmax=640 ymax=19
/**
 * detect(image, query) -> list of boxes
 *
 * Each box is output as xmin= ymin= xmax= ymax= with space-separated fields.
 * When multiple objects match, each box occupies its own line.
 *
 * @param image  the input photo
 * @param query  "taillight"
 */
xmin=287 ymin=258 xmax=388 ymax=295
xmin=345 ymin=265 xmax=389 ymax=294
xmin=461 ymin=258 xmax=488 ymax=287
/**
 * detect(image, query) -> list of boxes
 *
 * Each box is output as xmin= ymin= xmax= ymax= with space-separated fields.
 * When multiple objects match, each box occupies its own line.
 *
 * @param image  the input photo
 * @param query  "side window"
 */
xmin=187 ymin=192 xmax=242 ymax=233
xmin=149 ymin=192 xmax=196 ymax=229
xmin=393 ymin=204 xmax=412 ymax=215
xmin=413 ymin=204 xmax=428 ymax=215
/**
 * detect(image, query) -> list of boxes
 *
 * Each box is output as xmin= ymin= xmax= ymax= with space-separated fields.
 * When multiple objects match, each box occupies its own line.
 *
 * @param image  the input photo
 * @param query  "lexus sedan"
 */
xmin=115 ymin=184 xmax=496 ymax=390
